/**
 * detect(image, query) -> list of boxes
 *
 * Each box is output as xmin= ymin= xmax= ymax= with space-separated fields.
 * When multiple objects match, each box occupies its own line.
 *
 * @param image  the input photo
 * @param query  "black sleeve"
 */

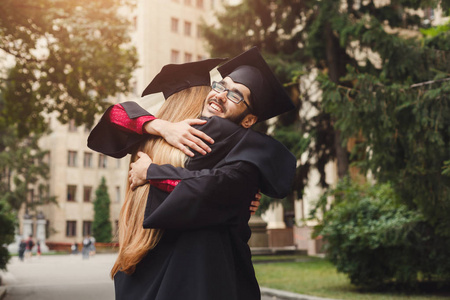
xmin=87 ymin=102 xmax=154 ymax=158
xmin=142 ymin=161 xmax=259 ymax=230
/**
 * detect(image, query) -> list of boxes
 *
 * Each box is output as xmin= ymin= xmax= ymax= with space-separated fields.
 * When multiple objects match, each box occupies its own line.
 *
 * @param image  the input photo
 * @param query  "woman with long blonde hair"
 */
xmin=111 ymin=85 xmax=210 ymax=277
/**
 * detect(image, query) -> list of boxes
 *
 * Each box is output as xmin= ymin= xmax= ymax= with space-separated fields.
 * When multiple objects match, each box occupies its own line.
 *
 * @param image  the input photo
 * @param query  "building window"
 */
xmin=196 ymin=0 xmax=204 ymax=8
xmin=82 ymin=221 xmax=92 ymax=236
xmin=67 ymin=185 xmax=77 ymax=202
xmin=115 ymin=186 xmax=121 ymax=203
xmin=68 ymin=119 xmax=77 ymax=132
xmin=115 ymin=220 xmax=119 ymax=237
xmin=184 ymin=52 xmax=192 ymax=62
xmin=66 ymin=221 xmax=77 ymax=237
xmin=184 ymin=0 xmax=192 ymax=5
xmin=171 ymin=17 xmax=179 ymax=33
xmin=84 ymin=152 xmax=93 ymax=168
xmin=68 ymin=151 xmax=77 ymax=167
xmin=184 ymin=21 xmax=192 ymax=36
xmin=98 ymin=154 xmax=107 ymax=168
xmin=171 ymin=50 xmax=180 ymax=63
xmin=83 ymin=186 xmax=92 ymax=202
xmin=197 ymin=24 xmax=203 ymax=38
xmin=197 ymin=55 xmax=206 ymax=61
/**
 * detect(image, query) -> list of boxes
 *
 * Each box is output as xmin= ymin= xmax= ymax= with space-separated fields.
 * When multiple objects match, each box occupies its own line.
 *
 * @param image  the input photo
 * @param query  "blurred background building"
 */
xmin=15 ymin=0 xmax=229 ymax=250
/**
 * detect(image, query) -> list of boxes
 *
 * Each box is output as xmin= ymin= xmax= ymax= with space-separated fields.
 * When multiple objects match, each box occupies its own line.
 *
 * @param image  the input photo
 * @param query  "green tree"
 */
xmin=93 ymin=177 xmax=112 ymax=243
xmin=0 ymin=0 xmax=137 ymax=265
xmin=204 ymin=0 xmax=450 ymax=286
xmin=0 ymin=0 xmax=137 ymax=135
xmin=0 ymin=126 xmax=54 ymax=212
xmin=0 ymin=199 xmax=15 ymax=270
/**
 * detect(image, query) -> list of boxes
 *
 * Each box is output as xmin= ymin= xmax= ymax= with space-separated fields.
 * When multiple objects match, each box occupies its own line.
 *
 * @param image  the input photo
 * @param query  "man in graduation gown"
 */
xmin=88 ymin=47 xmax=297 ymax=300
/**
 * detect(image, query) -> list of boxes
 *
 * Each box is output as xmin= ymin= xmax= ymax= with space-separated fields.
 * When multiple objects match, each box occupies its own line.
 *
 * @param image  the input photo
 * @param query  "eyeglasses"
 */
xmin=211 ymin=81 xmax=252 ymax=111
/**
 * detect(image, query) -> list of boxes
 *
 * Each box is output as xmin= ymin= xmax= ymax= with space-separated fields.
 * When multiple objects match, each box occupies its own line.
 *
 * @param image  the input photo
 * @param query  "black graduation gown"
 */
xmin=87 ymin=102 xmax=296 ymax=300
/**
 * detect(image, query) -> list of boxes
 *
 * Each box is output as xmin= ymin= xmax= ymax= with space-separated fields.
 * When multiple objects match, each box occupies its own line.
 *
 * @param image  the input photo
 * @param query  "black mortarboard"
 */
xmin=142 ymin=58 xmax=227 ymax=98
xmin=217 ymin=47 xmax=294 ymax=122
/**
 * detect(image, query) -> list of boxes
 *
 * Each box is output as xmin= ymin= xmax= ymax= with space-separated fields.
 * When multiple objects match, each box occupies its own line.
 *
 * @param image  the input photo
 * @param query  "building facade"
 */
xmin=18 ymin=0 xmax=230 ymax=247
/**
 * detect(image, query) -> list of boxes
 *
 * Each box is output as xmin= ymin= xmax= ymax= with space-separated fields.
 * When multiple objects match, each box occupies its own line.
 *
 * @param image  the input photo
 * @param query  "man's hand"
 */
xmin=144 ymin=119 xmax=214 ymax=157
xmin=250 ymin=190 xmax=262 ymax=215
xmin=129 ymin=151 xmax=153 ymax=190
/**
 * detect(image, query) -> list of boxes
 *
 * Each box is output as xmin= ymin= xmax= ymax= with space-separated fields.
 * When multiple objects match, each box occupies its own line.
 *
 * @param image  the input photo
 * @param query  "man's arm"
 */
xmin=143 ymin=161 xmax=260 ymax=230
xmin=128 ymin=152 xmax=261 ymax=215
xmin=129 ymin=152 xmax=261 ymax=228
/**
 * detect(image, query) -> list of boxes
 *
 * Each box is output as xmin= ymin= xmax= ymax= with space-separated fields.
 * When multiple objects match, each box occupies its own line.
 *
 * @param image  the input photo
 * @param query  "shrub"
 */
xmin=313 ymin=179 xmax=450 ymax=288
xmin=0 ymin=199 xmax=15 ymax=270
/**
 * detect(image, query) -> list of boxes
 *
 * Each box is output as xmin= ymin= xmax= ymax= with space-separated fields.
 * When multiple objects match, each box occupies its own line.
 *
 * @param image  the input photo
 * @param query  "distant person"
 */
xmin=18 ymin=239 xmax=26 ymax=261
xmin=71 ymin=242 xmax=79 ymax=255
xmin=25 ymin=235 xmax=34 ymax=260
xmin=82 ymin=236 xmax=91 ymax=259
xmin=36 ymin=240 xmax=41 ymax=258
xmin=89 ymin=236 xmax=96 ymax=257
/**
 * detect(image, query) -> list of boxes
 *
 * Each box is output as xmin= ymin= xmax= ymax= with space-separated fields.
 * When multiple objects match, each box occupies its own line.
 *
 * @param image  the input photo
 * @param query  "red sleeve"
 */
xmin=109 ymin=104 xmax=156 ymax=135
xmin=149 ymin=179 xmax=181 ymax=193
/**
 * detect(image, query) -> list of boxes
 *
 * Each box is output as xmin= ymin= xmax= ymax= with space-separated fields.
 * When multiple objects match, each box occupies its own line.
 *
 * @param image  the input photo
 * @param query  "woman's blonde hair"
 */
xmin=111 ymin=86 xmax=211 ymax=277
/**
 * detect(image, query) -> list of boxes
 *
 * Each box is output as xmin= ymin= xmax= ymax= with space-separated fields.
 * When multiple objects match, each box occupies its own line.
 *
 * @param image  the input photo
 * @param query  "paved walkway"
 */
xmin=0 ymin=254 xmax=334 ymax=300
xmin=0 ymin=254 xmax=114 ymax=300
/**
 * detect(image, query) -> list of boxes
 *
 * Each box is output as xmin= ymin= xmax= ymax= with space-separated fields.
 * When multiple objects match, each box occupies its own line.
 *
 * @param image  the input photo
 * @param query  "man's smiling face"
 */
xmin=201 ymin=77 xmax=251 ymax=124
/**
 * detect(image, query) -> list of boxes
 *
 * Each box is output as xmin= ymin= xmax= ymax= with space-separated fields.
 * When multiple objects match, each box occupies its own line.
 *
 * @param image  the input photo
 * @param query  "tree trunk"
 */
xmin=324 ymin=22 xmax=349 ymax=178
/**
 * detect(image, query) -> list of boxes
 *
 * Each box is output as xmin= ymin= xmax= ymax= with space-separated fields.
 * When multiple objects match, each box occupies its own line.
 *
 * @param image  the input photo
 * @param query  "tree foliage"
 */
xmin=0 ymin=0 xmax=137 ymax=263
xmin=312 ymin=180 xmax=450 ymax=287
xmin=0 ymin=126 xmax=54 ymax=212
xmin=316 ymin=8 xmax=450 ymax=235
xmin=204 ymin=0 xmax=450 ymax=287
xmin=93 ymin=177 xmax=112 ymax=243
xmin=0 ymin=0 xmax=137 ymax=208
xmin=0 ymin=198 xmax=15 ymax=270
xmin=0 ymin=0 xmax=137 ymax=135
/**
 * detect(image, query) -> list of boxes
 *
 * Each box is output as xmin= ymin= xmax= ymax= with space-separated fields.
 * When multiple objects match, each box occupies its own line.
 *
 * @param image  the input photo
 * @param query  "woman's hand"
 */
xmin=144 ymin=119 xmax=214 ymax=157
xmin=129 ymin=151 xmax=153 ymax=190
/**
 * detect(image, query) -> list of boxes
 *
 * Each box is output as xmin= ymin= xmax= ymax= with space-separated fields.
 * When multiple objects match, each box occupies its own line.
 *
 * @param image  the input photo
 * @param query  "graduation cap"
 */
xmin=217 ymin=47 xmax=294 ymax=122
xmin=142 ymin=58 xmax=227 ymax=98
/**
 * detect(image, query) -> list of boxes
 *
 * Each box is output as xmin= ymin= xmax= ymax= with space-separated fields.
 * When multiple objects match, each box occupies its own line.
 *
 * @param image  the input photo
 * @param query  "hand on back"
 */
xmin=129 ymin=151 xmax=153 ymax=190
xmin=145 ymin=119 xmax=214 ymax=157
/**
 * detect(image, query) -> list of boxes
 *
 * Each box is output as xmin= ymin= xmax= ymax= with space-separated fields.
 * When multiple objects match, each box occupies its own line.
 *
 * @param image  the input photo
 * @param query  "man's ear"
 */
xmin=240 ymin=114 xmax=258 ymax=128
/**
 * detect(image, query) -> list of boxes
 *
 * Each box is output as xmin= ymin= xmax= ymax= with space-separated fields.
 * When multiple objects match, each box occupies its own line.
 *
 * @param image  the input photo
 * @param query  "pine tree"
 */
xmin=92 ymin=177 xmax=112 ymax=243
xmin=203 ymin=0 xmax=450 ymax=284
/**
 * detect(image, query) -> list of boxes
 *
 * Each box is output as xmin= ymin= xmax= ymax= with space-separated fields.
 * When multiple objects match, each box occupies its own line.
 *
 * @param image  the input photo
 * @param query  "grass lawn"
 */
xmin=253 ymin=256 xmax=449 ymax=300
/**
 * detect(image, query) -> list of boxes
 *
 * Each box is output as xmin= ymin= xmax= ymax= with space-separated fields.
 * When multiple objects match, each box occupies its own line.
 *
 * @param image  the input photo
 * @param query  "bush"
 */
xmin=313 ymin=179 xmax=450 ymax=288
xmin=0 ymin=199 xmax=15 ymax=270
